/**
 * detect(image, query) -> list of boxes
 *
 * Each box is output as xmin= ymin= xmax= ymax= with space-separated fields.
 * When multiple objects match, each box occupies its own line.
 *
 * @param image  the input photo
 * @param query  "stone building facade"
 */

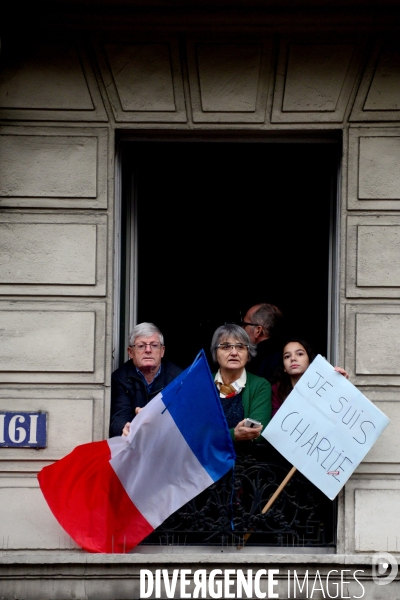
xmin=1 ymin=1 xmax=400 ymax=597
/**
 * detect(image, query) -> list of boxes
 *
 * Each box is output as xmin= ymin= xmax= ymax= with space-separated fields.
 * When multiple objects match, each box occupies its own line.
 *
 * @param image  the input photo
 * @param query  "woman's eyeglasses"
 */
xmin=216 ymin=343 xmax=249 ymax=352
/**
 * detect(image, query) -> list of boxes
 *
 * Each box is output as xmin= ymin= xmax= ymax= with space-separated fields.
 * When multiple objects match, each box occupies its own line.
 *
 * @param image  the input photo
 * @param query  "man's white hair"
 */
xmin=128 ymin=322 xmax=164 ymax=347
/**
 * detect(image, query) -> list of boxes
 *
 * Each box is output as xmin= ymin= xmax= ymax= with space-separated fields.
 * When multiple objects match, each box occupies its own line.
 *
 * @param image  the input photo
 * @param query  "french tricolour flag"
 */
xmin=38 ymin=351 xmax=236 ymax=553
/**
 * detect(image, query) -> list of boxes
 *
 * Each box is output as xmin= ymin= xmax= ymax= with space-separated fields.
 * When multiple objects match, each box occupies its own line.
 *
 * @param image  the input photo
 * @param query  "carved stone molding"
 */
xmin=0 ymin=42 xmax=107 ymax=122
xmin=346 ymin=215 xmax=400 ymax=298
xmin=272 ymin=38 xmax=365 ymax=123
xmin=186 ymin=36 xmax=273 ymax=123
xmin=351 ymin=40 xmax=400 ymax=122
xmin=345 ymin=303 xmax=400 ymax=384
xmin=0 ymin=127 xmax=108 ymax=209
xmin=95 ymin=38 xmax=187 ymax=122
xmin=0 ymin=300 xmax=106 ymax=384
xmin=0 ymin=212 xmax=107 ymax=296
xmin=348 ymin=127 xmax=400 ymax=210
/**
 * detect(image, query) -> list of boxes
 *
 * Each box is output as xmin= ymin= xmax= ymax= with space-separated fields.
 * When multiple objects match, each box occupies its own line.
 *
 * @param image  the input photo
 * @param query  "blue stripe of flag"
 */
xmin=162 ymin=350 xmax=236 ymax=482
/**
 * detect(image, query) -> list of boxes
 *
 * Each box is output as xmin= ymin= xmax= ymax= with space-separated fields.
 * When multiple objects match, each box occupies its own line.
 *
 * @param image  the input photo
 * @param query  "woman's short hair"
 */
xmin=210 ymin=323 xmax=257 ymax=362
xmin=128 ymin=322 xmax=164 ymax=347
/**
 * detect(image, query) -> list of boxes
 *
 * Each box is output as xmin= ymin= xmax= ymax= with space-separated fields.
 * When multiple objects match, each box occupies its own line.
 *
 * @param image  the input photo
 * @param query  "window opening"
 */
xmin=117 ymin=138 xmax=340 ymax=549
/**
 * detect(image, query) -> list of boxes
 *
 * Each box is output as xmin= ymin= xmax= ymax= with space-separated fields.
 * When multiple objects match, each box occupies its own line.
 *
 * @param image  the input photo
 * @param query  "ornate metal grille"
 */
xmin=142 ymin=442 xmax=336 ymax=548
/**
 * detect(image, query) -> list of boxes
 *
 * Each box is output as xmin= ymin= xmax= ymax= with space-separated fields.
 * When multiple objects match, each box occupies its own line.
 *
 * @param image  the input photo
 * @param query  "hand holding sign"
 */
xmin=262 ymin=355 xmax=390 ymax=500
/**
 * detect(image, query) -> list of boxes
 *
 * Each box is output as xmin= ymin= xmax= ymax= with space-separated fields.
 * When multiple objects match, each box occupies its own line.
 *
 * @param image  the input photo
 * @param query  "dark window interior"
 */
xmin=120 ymin=140 xmax=338 ymax=370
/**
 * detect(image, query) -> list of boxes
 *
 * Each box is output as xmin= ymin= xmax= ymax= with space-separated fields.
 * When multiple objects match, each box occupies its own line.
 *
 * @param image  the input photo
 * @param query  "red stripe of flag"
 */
xmin=38 ymin=440 xmax=153 ymax=553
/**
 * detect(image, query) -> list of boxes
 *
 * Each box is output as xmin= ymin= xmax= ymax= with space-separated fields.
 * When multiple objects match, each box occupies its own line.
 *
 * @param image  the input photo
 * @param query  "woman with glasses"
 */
xmin=211 ymin=323 xmax=271 ymax=443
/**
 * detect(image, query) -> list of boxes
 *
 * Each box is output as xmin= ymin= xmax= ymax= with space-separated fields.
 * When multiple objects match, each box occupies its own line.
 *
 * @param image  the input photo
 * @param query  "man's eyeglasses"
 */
xmin=216 ymin=343 xmax=249 ymax=352
xmin=242 ymin=321 xmax=260 ymax=328
xmin=132 ymin=343 xmax=162 ymax=351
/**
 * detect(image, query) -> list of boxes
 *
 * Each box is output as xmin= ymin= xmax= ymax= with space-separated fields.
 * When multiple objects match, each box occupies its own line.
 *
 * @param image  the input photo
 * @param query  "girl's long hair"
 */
xmin=273 ymin=338 xmax=316 ymax=405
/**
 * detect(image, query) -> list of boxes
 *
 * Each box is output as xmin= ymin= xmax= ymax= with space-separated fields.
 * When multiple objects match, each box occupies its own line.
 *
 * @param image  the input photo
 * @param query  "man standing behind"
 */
xmin=109 ymin=322 xmax=182 ymax=437
xmin=242 ymin=303 xmax=283 ymax=383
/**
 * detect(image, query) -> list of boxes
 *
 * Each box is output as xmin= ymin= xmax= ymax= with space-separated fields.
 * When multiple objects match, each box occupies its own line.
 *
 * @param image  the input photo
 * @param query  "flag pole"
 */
xmin=237 ymin=465 xmax=297 ymax=549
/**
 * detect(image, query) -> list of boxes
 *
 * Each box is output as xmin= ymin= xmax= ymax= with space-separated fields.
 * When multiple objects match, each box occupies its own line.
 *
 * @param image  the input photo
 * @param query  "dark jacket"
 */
xmin=109 ymin=359 xmax=183 ymax=437
xmin=246 ymin=338 xmax=281 ymax=383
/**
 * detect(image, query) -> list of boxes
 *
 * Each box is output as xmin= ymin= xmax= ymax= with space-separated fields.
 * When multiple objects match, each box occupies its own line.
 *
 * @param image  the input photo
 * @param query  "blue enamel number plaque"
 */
xmin=0 ymin=412 xmax=47 ymax=448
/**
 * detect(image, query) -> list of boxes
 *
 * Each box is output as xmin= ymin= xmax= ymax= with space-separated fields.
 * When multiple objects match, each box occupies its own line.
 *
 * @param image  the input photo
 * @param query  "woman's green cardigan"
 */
xmin=215 ymin=371 xmax=272 ymax=442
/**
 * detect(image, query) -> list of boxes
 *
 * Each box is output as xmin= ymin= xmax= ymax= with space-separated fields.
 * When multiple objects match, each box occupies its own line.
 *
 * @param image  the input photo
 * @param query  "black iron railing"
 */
xmin=142 ymin=442 xmax=337 ymax=548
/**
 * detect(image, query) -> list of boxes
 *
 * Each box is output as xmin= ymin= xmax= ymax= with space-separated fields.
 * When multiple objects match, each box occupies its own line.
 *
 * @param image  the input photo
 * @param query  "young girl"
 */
xmin=271 ymin=338 xmax=348 ymax=416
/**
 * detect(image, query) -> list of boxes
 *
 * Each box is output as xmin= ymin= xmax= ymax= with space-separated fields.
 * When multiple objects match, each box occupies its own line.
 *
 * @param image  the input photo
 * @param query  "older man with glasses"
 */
xmin=109 ymin=322 xmax=182 ymax=437
xmin=241 ymin=303 xmax=283 ymax=383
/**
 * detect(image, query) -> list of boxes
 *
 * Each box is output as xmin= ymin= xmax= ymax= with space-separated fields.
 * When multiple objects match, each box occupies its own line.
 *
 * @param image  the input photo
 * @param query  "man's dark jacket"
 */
xmin=246 ymin=338 xmax=281 ymax=383
xmin=109 ymin=359 xmax=183 ymax=437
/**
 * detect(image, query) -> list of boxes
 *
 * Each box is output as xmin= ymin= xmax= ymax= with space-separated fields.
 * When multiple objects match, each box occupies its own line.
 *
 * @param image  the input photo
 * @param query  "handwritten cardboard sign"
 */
xmin=262 ymin=355 xmax=390 ymax=500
